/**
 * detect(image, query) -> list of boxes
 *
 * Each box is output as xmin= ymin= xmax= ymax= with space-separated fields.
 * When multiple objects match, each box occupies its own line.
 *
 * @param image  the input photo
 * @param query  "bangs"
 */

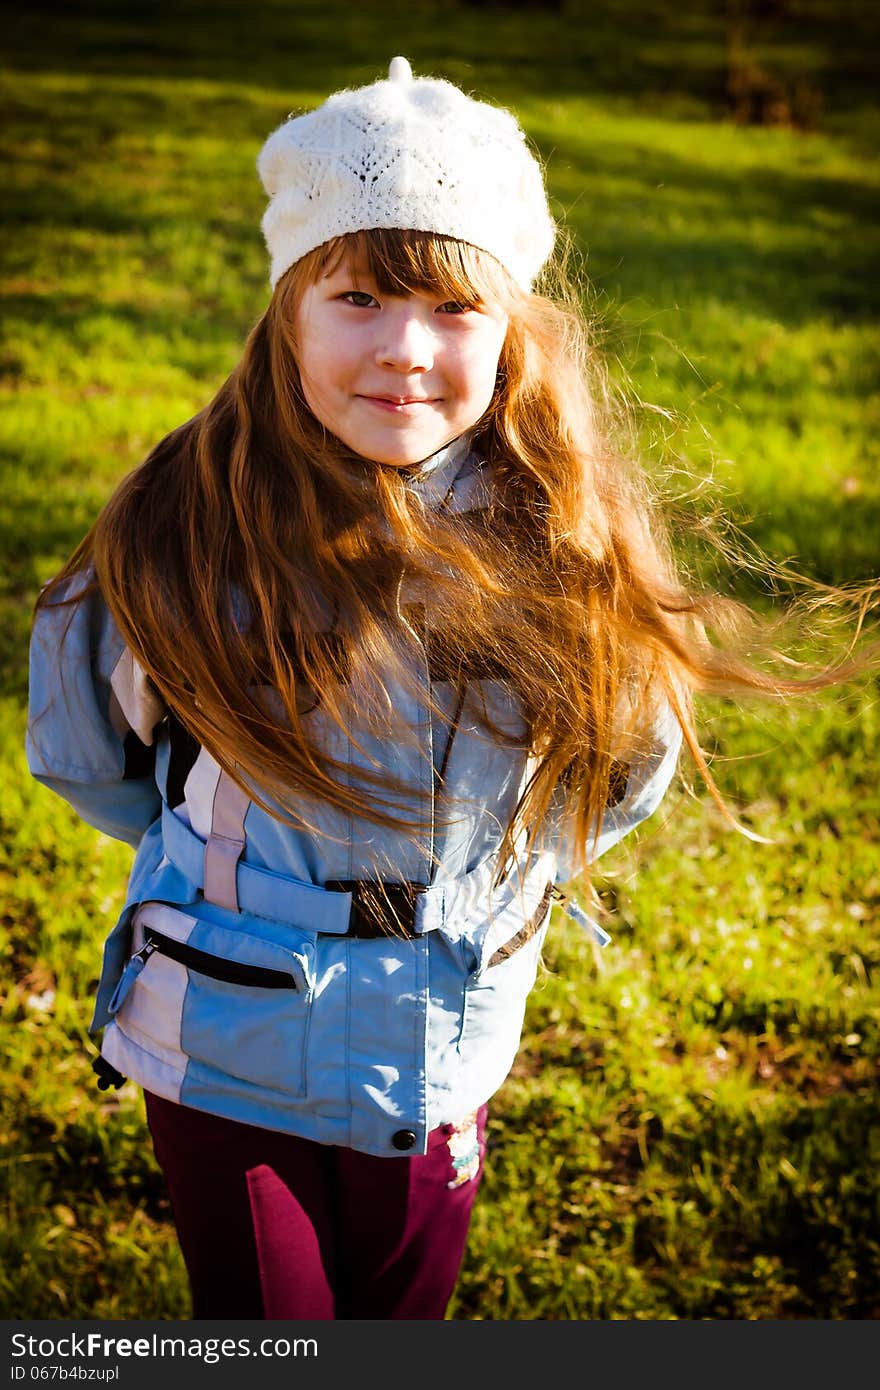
xmin=315 ymin=228 xmax=517 ymax=308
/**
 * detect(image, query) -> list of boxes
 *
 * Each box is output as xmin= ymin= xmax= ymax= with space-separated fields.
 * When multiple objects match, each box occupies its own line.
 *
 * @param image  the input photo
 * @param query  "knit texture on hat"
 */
xmin=257 ymin=57 xmax=556 ymax=291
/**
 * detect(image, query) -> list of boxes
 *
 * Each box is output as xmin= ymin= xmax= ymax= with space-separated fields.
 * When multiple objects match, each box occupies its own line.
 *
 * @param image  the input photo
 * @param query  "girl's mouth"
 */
xmin=361 ymin=396 xmax=436 ymax=412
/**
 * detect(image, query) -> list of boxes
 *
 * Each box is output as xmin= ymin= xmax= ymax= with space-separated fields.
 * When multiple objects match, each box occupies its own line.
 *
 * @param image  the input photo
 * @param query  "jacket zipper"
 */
xmin=143 ymin=928 xmax=298 ymax=988
xmin=108 ymin=928 xmax=298 ymax=1016
xmin=551 ymin=887 xmax=612 ymax=947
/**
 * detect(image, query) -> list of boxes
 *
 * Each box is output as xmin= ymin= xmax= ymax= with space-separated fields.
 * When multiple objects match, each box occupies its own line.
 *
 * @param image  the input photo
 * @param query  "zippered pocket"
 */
xmin=108 ymin=901 xmax=313 ymax=1098
xmin=140 ymin=929 xmax=299 ymax=990
xmin=109 ymin=927 xmax=300 ymax=1016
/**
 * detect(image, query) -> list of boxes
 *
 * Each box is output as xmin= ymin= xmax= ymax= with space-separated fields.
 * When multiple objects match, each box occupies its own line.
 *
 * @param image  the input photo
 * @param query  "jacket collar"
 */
xmin=406 ymin=434 xmax=490 ymax=514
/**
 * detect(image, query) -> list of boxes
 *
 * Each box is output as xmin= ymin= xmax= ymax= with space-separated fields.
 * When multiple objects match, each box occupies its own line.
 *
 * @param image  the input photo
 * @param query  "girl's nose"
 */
xmin=375 ymin=309 xmax=434 ymax=371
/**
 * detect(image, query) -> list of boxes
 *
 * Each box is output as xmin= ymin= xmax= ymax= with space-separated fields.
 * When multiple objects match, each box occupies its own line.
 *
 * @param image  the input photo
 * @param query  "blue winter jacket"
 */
xmin=25 ymin=437 xmax=681 ymax=1157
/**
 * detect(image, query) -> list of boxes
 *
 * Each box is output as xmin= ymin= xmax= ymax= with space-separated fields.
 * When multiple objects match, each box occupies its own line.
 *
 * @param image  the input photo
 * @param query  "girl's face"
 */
xmin=293 ymin=248 xmax=509 ymax=467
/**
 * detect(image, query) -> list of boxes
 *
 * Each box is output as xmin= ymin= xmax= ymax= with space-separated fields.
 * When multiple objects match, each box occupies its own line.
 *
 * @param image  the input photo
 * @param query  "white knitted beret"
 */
xmin=257 ymin=55 xmax=556 ymax=291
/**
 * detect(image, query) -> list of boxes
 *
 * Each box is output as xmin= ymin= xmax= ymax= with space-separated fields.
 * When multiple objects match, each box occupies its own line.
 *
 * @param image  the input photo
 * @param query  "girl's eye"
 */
xmin=341 ymin=291 xmax=378 ymax=308
xmin=436 ymin=301 xmax=473 ymax=315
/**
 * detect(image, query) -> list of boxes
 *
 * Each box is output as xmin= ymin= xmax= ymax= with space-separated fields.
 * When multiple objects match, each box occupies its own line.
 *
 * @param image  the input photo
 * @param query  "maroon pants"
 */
xmin=144 ymin=1091 xmax=487 ymax=1320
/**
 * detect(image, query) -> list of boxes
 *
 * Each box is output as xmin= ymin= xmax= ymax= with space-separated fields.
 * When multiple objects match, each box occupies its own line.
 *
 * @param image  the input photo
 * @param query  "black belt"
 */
xmin=324 ymin=881 xmax=426 ymax=939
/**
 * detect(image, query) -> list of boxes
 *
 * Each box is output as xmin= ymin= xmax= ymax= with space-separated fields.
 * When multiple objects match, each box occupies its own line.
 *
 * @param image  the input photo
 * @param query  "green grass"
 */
xmin=2 ymin=0 xmax=878 ymax=1320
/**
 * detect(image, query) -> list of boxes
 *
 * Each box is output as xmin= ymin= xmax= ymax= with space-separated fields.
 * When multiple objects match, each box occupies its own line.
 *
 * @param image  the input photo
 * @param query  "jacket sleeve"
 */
xmin=25 ymin=570 xmax=165 ymax=848
xmin=552 ymin=698 xmax=682 ymax=882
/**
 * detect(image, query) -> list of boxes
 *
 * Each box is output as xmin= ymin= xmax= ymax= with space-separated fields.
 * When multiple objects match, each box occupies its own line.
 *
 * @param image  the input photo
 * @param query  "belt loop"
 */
xmin=203 ymin=769 xmax=250 ymax=912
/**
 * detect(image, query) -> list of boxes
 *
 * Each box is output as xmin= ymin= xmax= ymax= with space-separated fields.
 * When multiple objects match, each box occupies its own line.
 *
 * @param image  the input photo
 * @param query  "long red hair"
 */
xmin=35 ymin=229 xmax=873 ymax=883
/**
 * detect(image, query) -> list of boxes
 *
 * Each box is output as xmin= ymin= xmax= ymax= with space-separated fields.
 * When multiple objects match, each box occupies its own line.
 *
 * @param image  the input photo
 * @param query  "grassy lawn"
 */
xmin=2 ymin=0 xmax=878 ymax=1319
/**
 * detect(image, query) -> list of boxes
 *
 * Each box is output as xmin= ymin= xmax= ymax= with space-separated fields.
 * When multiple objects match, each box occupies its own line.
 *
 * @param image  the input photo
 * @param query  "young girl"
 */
xmin=24 ymin=57 xmax=867 ymax=1322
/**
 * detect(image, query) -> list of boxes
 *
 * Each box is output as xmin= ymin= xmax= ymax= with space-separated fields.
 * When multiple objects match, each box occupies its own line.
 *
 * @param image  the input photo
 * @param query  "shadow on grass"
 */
xmin=460 ymin=1080 xmax=880 ymax=1318
xmin=4 ymin=0 xmax=878 ymax=124
xmin=549 ymin=131 xmax=880 ymax=327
